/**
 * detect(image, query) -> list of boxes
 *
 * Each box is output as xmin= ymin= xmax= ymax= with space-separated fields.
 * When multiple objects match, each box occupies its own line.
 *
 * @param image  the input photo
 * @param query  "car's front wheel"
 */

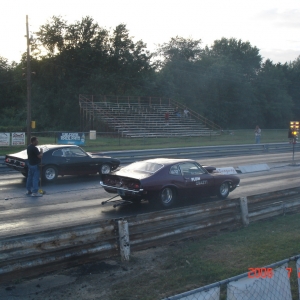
xmin=217 ymin=182 xmax=230 ymax=199
xmin=100 ymin=164 xmax=111 ymax=174
xmin=159 ymin=187 xmax=176 ymax=208
xmin=43 ymin=165 xmax=58 ymax=182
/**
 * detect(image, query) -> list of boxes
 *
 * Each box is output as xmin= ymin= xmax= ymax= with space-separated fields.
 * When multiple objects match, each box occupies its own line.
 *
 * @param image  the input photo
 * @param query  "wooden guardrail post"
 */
xmin=239 ymin=197 xmax=249 ymax=226
xmin=118 ymin=220 xmax=130 ymax=261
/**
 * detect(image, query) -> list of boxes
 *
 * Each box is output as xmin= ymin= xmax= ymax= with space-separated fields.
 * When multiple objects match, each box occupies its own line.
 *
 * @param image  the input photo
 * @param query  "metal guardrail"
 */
xmin=100 ymin=142 xmax=298 ymax=164
xmin=0 ymin=142 xmax=298 ymax=173
xmin=1 ymin=187 xmax=300 ymax=277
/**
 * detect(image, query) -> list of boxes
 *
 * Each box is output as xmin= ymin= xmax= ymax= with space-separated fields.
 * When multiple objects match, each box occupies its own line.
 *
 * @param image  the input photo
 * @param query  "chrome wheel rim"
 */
xmin=220 ymin=183 xmax=229 ymax=196
xmin=45 ymin=167 xmax=56 ymax=180
xmin=101 ymin=164 xmax=111 ymax=174
xmin=161 ymin=188 xmax=173 ymax=204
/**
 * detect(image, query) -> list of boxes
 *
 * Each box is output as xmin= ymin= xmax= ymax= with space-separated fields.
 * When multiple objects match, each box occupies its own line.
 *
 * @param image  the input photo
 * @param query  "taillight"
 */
xmin=20 ymin=162 xmax=25 ymax=167
xmin=5 ymin=158 xmax=10 ymax=163
xmin=133 ymin=184 xmax=140 ymax=189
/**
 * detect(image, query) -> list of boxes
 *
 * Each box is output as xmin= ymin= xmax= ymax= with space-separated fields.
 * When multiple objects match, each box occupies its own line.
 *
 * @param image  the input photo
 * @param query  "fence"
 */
xmin=1 ymin=187 xmax=300 ymax=278
xmin=0 ymin=129 xmax=294 ymax=152
xmin=163 ymin=256 xmax=300 ymax=300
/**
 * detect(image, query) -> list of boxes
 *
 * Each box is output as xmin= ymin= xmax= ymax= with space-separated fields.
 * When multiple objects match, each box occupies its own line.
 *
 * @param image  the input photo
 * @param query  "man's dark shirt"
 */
xmin=27 ymin=144 xmax=41 ymax=165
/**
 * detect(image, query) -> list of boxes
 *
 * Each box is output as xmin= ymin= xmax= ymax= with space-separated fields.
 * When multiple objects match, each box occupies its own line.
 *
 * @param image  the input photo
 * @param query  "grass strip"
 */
xmin=109 ymin=213 xmax=300 ymax=300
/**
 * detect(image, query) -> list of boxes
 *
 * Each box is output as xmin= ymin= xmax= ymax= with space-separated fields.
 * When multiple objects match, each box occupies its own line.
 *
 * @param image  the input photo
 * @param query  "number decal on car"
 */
xmin=196 ymin=180 xmax=208 ymax=185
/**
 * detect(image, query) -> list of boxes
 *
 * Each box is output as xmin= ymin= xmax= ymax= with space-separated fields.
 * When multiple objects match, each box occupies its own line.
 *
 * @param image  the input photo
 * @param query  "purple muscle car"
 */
xmin=100 ymin=158 xmax=240 ymax=208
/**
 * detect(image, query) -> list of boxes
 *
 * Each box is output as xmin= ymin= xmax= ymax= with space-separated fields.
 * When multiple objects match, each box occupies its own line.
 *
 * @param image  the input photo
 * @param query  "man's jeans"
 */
xmin=26 ymin=164 xmax=40 ymax=193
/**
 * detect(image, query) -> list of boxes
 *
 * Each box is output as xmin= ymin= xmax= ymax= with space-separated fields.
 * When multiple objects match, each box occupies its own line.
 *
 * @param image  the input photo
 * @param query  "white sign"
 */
xmin=0 ymin=132 xmax=10 ymax=146
xmin=238 ymin=164 xmax=270 ymax=173
xmin=216 ymin=167 xmax=237 ymax=175
xmin=11 ymin=132 xmax=25 ymax=146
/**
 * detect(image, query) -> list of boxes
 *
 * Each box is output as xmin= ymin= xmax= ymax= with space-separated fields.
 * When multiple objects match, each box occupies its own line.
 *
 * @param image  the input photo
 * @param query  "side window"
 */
xmin=63 ymin=148 xmax=73 ymax=157
xmin=64 ymin=147 xmax=87 ymax=157
xmin=179 ymin=162 xmax=206 ymax=176
xmin=52 ymin=149 xmax=64 ymax=157
xmin=169 ymin=165 xmax=181 ymax=175
xmin=70 ymin=148 xmax=86 ymax=157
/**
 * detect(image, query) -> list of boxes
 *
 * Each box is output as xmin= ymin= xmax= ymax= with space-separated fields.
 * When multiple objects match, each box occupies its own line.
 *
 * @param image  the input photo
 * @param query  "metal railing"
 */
xmin=1 ymin=141 xmax=298 ymax=172
xmin=170 ymin=98 xmax=222 ymax=131
xmin=1 ymin=187 xmax=300 ymax=277
xmin=101 ymin=142 xmax=298 ymax=164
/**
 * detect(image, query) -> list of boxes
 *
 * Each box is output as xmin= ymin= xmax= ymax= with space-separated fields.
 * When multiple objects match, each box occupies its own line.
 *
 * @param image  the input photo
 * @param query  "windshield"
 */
xmin=122 ymin=161 xmax=163 ymax=174
xmin=39 ymin=146 xmax=50 ymax=153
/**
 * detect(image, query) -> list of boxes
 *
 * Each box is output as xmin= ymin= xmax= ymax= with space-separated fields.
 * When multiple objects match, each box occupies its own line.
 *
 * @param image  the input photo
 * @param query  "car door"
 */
xmin=178 ymin=162 xmax=214 ymax=198
xmin=168 ymin=164 xmax=187 ymax=199
xmin=51 ymin=148 xmax=69 ymax=175
xmin=61 ymin=147 xmax=92 ymax=175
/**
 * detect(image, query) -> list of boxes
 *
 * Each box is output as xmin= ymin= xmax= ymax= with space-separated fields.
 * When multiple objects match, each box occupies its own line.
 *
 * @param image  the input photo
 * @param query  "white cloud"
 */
xmin=1 ymin=0 xmax=300 ymax=64
xmin=257 ymin=8 xmax=300 ymax=28
xmin=260 ymin=48 xmax=300 ymax=63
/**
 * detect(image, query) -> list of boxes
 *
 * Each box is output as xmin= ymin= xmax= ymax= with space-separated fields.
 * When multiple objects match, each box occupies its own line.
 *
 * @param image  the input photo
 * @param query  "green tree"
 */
xmin=28 ymin=17 xmax=155 ymax=130
xmin=287 ymin=56 xmax=300 ymax=120
xmin=0 ymin=57 xmax=25 ymax=128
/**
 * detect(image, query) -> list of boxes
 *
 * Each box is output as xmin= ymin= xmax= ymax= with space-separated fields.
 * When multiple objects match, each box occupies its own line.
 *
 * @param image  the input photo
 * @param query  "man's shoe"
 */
xmin=25 ymin=191 xmax=32 ymax=196
xmin=31 ymin=193 xmax=43 ymax=197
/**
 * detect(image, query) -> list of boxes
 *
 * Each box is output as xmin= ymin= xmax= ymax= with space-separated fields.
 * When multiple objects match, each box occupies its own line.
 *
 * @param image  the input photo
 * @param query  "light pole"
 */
xmin=26 ymin=15 xmax=32 ymax=145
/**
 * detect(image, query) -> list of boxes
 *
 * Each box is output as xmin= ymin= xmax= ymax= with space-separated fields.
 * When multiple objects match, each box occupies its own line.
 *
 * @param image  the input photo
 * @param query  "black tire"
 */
xmin=43 ymin=165 xmax=58 ymax=182
xmin=159 ymin=187 xmax=176 ymax=208
xmin=100 ymin=164 xmax=111 ymax=174
xmin=217 ymin=182 xmax=230 ymax=199
xmin=21 ymin=171 xmax=28 ymax=178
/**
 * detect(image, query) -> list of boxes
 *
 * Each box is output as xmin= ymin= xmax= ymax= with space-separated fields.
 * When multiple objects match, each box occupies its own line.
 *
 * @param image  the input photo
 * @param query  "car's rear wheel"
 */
xmin=159 ymin=187 xmax=176 ymax=208
xmin=21 ymin=171 xmax=28 ymax=178
xmin=43 ymin=165 xmax=58 ymax=182
xmin=217 ymin=182 xmax=230 ymax=199
xmin=100 ymin=164 xmax=111 ymax=174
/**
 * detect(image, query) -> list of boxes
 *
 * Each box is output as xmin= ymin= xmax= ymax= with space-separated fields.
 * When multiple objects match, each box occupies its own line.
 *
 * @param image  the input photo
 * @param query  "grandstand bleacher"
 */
xmin=79 ymin=96 xmax=221 ymax=138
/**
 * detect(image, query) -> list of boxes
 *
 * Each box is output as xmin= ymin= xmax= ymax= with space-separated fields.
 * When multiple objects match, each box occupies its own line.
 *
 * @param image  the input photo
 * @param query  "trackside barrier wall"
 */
xmin=101 ymin=142 xmax=299 ymax=164
xmin=1 ymin=187 xmax=300 ymax=277
xmin=1 ymin=142 xmax=298 ymax=172
xmin=163 ymin=257 xmax=300 ymax=300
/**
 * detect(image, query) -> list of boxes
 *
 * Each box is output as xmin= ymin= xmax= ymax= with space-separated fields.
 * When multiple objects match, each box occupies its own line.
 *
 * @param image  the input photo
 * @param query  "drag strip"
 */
xmin=0 ymin=152 xmax=299 ymax=239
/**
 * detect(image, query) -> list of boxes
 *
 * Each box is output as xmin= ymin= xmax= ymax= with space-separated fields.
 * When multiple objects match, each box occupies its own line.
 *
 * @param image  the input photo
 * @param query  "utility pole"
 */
xmin=26 ymin=15 xmax=32 ymax=145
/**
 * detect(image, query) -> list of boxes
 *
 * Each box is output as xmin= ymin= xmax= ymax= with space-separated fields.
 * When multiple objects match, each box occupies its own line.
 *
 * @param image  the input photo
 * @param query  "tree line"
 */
xmin=1 ymin=16 xmax=300 ymax=131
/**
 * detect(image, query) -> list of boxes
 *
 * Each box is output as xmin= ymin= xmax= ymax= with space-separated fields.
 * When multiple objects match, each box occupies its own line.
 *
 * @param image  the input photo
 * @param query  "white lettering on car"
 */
xmin=191 ymin=177 xmax=201 ymax=182
xmin=196 ymin=180 xmax=208 ymax=185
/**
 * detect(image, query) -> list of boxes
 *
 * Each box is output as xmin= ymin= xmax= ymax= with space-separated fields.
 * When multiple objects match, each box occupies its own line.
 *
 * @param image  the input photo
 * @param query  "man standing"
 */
xmin=183 ymin=108 xmax=189 ymax=118
xmin=254 ymin=125 xmax=261 ymax=144
xmin=26 ymin=136 xmax=43 ymax=197
xmin=164 ymin=111 xmax=169 ymax=125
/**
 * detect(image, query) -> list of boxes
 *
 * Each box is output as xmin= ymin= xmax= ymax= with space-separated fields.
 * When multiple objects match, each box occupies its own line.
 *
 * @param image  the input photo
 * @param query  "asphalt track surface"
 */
xmin=0 ymin=152 xmax=299 ymax=239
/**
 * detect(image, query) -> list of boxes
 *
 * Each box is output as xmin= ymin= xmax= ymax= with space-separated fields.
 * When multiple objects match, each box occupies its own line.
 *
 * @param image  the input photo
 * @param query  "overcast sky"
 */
xmin=1 ymin=0 xmax=300 ymax=64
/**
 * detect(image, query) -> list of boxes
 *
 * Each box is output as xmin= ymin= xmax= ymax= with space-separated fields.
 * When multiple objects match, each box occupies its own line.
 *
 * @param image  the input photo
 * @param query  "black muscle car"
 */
xmin=100 ymin=158 xmax=240 ymax=208
xmin=5 ymin=145 xmax=120 ymax=182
